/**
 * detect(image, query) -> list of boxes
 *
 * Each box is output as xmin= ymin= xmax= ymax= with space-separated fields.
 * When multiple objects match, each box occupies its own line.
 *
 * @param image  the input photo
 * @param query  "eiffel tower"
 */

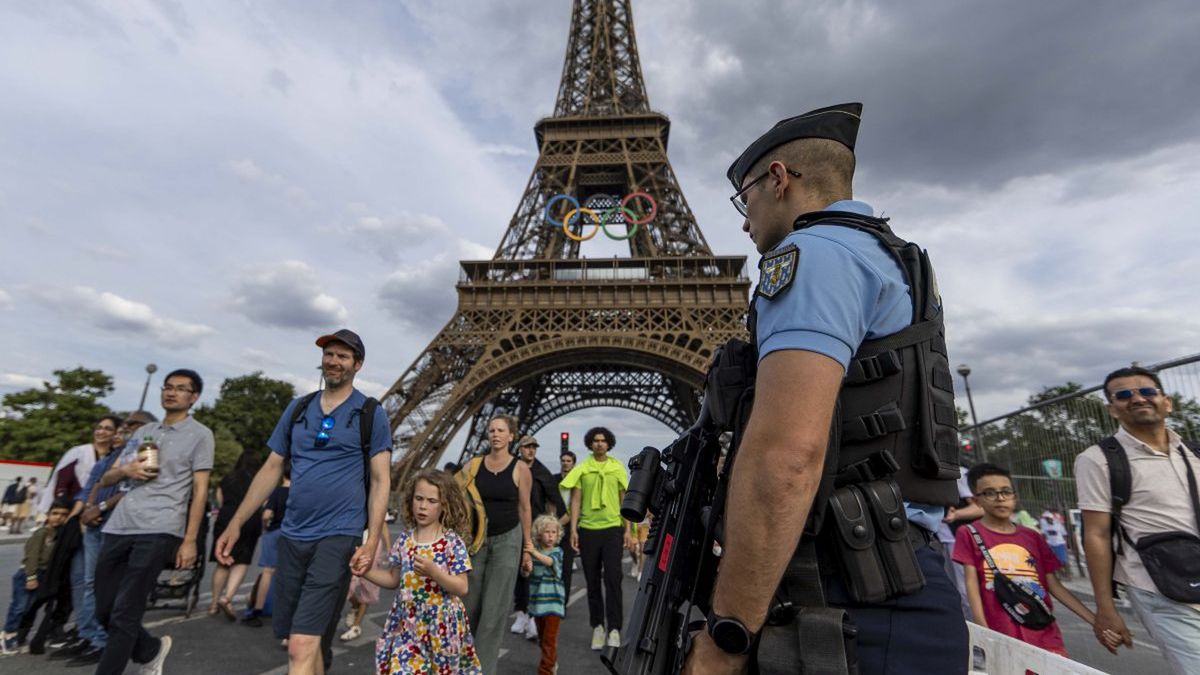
xmin=382 ymin=0 xmax=750 ymax=477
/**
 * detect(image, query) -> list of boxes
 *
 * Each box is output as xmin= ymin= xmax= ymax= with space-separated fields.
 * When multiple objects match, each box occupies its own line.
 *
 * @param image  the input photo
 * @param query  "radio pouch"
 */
xmin=859 ymin=480 xmax=926 ymax=597
xmin=827 ymin=485 xmax=891 ymax=604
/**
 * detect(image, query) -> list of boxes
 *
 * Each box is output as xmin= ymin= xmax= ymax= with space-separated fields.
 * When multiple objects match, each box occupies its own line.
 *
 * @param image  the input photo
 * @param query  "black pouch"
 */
xmin=859 ymin=480 xmax=925 ymax=597
xmin=1134 ymin=531 xmax=1200 ymax=603
xmin=967 ymin=525 xmax=1055 ymax=630
xmin=827 ymin=485 xmax=890 ymax=604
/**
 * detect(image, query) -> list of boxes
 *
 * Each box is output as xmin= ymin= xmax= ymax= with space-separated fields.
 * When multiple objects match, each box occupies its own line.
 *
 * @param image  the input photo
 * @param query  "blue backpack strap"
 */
xmin=284 ymin=391 xmax=321 ymax=458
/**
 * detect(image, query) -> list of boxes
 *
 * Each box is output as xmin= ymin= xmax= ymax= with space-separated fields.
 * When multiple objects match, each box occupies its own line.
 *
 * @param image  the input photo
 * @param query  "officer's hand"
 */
xmin=682 ymin=631 xmax=748 ymax=675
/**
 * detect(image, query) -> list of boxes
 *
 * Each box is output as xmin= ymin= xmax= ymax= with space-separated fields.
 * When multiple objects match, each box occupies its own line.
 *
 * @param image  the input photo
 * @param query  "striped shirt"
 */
xmin=528 ymin=546 xmax=565 ymax=618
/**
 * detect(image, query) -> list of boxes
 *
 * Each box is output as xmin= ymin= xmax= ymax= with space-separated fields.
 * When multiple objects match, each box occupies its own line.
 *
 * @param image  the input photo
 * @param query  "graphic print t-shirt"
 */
xmin=953 ymin=523 xmax=1067 ymax=655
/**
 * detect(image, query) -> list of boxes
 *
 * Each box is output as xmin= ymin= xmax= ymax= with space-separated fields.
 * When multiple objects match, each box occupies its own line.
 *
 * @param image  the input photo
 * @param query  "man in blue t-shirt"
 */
xmin=682 ymin=104 xmax=967 ymax=674
xmin=216 ymin=329 xmax=392 ymax=675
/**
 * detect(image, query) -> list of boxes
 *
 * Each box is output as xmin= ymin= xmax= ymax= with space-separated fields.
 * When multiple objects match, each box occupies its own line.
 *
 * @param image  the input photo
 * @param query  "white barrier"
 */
xmin=968 ymin=622 xmax=1108 ymax=675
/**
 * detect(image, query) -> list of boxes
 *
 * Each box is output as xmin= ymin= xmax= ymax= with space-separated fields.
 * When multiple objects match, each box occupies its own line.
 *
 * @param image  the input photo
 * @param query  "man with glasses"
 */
xmin=683 ymin=103 xmax=966 ymax=674
xmin=1075 ymin=366 xmax=1200 ymax=673
xmin=94 ymin=369 xmax=213 ymax=675
xmin=216 ymin=329 xmax=392 ymax=675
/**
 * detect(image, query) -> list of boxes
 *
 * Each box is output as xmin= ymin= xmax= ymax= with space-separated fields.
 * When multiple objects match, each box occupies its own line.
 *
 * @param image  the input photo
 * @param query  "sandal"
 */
xmin=218 ymin=598 xmax=237 ymax=622
xmin=339 ymin=625 xmax=361 ymax=642
xmin=207 ymin=605 xmax=220 ymax=617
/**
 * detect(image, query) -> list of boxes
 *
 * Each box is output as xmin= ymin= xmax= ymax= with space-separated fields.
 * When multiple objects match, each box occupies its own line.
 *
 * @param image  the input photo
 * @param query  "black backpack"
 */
xmin=284 ymin=391 xmax=381 ymax=529
xmin=1099 ymin=436 xmax=1200 ymax=602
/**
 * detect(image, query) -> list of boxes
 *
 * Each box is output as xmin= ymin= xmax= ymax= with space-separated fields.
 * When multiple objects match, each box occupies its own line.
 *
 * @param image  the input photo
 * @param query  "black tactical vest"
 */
xmin=750 ymin=210 xmax=960 ymax=532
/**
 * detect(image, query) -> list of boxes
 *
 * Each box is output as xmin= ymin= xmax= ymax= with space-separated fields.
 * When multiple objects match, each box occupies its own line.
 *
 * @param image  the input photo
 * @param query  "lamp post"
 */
xmin=137 ymin=363 xmax=158 ymax=412
xmin=957 ymin=364 xmax=986 ymax=461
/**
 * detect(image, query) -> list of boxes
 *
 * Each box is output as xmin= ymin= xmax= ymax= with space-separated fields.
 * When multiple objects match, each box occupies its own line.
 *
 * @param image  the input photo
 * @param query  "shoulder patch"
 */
xmin=756 ymin=244 xmax=799 ymax=299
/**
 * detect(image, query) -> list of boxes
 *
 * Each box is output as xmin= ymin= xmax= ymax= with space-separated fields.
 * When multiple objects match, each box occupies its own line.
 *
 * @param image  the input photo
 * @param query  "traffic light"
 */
xmin=560 ymin=431 xmax=570 ymax=453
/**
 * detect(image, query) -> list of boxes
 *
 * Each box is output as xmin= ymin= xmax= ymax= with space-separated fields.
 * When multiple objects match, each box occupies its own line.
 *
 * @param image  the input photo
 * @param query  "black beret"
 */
xmin=726 ymin=102 xmax=863 ymax=189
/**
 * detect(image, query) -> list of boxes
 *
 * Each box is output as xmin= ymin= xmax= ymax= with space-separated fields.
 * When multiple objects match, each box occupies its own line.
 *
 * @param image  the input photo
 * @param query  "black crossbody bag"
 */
xmin=967 ymin=525 xmax=1056 ymax=629
xmin=1101 ymin=437 xmax=1200 ymax=603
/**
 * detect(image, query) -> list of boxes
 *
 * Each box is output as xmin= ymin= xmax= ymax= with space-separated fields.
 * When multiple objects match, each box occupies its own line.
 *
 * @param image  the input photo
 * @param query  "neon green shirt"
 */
xmin=560 ymin=454 xmax=629 ymax=530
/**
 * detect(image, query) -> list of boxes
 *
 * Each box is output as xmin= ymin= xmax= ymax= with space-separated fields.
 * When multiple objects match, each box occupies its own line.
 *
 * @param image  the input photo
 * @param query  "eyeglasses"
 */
xmin=1112 ymin=387 xmax=1160 ymax=401
xmin=161 ymin=385 xmax=194 ymax=394
xmin=315 ymin=415 xmax=336 ymax=448
xmin=976 ymin=488 xmax=1016 ymax=501
xmin=729 ymin=168 xmax=802 ymax=217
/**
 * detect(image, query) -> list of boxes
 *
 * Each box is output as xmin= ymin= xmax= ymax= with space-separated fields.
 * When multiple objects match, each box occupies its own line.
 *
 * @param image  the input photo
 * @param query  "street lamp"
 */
xmin=956 ymin=364 xmax=986 ymax=461
xmin=137 ymin=363 xmax=158 ymax=412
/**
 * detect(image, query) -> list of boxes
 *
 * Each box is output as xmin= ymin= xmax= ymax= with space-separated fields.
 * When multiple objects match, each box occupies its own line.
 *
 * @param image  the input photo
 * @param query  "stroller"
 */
xmin=146 ymin=510 xmax=210 ymax=617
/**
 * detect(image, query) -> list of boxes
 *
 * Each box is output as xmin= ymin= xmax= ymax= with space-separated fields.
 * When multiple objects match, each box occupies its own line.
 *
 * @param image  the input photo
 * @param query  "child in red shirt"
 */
xmin=953 ymin=463 xmax=1107 ymax=657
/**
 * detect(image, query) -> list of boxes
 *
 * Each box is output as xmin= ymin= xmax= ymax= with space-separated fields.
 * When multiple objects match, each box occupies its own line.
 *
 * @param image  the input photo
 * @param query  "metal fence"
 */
xmin=959 ymin=353 xmax=1200 ymax=520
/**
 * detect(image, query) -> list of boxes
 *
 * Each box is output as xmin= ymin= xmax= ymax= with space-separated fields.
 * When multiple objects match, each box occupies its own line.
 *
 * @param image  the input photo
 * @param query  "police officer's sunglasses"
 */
xmin=315 ymin=415 xmax=336 ymax=447
xmin=1111 ymin=387 xmax=1160 ymax=401
xmin=729 ymin=168 xmax=802 ymax=217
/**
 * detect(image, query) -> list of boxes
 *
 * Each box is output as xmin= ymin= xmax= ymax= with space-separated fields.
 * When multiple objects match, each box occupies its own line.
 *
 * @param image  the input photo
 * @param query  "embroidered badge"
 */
xmin=756 ymin=245 xmax=799 ymax=299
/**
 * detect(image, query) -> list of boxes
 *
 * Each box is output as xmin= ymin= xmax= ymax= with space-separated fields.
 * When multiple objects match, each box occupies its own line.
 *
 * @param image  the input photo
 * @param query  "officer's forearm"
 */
xmin=711 ymin=433 xmax=826 ymax=632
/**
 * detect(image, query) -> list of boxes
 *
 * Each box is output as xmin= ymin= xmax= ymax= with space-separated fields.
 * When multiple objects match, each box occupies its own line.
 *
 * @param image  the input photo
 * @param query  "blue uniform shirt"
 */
xmin=754 ymin=199 xmax=943 ymax=529
xmin=267 ymin=389 xmax=392 ymax=541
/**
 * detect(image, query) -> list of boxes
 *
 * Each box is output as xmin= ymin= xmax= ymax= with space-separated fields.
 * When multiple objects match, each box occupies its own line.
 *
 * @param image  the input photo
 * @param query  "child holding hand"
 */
xmin=364 ymin=470 xmax=481 ymax=674
xmin=525 ymin=515 xmax=566 ymax=675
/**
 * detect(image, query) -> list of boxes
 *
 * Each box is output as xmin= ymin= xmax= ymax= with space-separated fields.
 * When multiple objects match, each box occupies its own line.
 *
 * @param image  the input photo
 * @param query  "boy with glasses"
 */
xmin=952 ymin=463 xmax=1099 ymax=657
xmin=1075 ymin=366 xmax=1200 ymax=673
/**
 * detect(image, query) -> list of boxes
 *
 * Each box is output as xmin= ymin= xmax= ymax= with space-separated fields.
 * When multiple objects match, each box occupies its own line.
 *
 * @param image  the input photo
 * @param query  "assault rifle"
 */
xmin=602 ymin=340 xmax=756 ymax=675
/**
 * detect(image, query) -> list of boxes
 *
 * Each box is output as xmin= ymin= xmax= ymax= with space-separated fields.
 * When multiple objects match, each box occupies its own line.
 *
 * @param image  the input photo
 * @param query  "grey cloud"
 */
xmin=0 ymin=289 xmax=12 ymax=310
xmin=225 ymin=158 xmax=311 ymax=207
xmin=336 ymin=210 xmax=451 ymax=263
xmin=26 ymin=285 xmax=214 ymax=348
xmin=376 ymin=238 xmax=490 ymax=331
xmin=230 ymin=261 xmax=350 ymax=330
xmin=266 ymin=67 xmax=292 ymax=94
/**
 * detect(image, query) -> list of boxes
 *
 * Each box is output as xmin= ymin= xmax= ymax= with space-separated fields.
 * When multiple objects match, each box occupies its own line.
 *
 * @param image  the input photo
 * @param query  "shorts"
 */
xmin=272 ymin=534 xmax=357 ymax=640
xmin=258 ymin=528 xmax=282 ymax=569
xmin=1050 ymin=543 xmax=1069 ymax=567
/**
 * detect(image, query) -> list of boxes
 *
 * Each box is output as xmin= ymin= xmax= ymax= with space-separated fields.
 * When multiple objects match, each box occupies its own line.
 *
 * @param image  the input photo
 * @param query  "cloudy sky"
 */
xmin=2 ymin=0 xmax=1198 ymax=464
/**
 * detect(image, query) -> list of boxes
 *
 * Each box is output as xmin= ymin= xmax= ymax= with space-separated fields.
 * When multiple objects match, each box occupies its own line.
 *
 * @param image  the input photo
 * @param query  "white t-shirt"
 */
xmin=1039 ymin=511 xmax=1066 ymax=547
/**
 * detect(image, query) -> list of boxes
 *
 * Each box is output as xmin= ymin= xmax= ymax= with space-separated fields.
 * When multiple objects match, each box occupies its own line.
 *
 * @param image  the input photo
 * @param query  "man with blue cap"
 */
xmin=683 ymin=104 xmax=969 ymax=674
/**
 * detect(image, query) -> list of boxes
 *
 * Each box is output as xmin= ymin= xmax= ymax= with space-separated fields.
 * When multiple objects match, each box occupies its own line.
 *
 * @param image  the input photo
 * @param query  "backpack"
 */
xmin=455 ymin=457 xmax=489 ymax=555
xmin=285 ymin=391 xmax=380 ymax=529
xmin=1099 ymin=436 xmax=1200 ymax=601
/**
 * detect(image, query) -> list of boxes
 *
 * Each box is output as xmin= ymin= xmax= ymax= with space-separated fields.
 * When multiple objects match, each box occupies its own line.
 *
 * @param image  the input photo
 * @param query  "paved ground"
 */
xmin=0 ymin=529 xmax=1171 ymax=673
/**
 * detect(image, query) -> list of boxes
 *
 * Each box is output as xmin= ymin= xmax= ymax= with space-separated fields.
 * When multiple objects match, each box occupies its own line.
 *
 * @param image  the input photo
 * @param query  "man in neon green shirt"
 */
xmin=561 ymin=426 xmax=632 ymax=651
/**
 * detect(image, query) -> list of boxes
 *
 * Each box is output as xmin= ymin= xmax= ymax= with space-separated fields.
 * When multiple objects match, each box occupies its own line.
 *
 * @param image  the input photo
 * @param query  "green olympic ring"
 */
xmin=544 ymin=192 xmax=657 ymax=241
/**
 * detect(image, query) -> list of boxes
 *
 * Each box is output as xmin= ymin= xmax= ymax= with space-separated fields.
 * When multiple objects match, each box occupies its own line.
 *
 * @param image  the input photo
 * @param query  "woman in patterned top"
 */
xmin=364 ymin=470 xmax=481 ymax=674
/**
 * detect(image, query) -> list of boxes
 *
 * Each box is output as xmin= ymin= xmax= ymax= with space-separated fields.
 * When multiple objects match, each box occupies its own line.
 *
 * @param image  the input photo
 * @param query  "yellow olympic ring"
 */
xmin=561 ymin=207 xmax=601 ymax=241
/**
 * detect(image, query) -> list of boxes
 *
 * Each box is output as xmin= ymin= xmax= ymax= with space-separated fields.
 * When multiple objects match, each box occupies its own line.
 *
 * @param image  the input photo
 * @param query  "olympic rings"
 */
xmin=544 ymin=192 xmax=657 ymax=241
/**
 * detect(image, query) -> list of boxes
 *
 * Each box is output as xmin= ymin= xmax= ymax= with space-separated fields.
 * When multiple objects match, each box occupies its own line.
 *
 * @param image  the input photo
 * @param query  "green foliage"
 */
xmin=210 ymin=426 xmax=245 ymax=482
xmin=193 ymin=372 xmax=294 ymax=467
xmin=0 ymin=368 xmax=115 ymax=463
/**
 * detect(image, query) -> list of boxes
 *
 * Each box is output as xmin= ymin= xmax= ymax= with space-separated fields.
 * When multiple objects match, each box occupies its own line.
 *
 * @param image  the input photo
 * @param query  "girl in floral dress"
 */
xmin=365 ymin=469 xmax=481 ymax=674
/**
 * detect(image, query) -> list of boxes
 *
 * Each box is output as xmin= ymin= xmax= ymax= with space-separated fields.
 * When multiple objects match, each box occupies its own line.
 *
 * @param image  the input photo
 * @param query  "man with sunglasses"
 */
xmin=95 ymin=369 xmax=213 ymax=675
xmin=1075 ymin=366 xmax=1200 ymax=673
xmin=216 ymin=329 xmax=392 ymax=675
xmin=683 ymin=103 xmax=966 ymax=675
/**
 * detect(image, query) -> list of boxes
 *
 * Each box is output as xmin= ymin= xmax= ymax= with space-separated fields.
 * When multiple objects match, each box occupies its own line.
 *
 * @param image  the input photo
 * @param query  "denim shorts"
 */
xmin=271 ymin=535 xmax=357 ymax=639
xmin=258 ymin=529 xmax=282 ymax=569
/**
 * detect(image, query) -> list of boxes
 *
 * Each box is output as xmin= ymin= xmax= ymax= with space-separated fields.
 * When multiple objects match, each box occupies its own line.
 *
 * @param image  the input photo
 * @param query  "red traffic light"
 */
xmin=561 ymin=432 xmax=569 ymax=441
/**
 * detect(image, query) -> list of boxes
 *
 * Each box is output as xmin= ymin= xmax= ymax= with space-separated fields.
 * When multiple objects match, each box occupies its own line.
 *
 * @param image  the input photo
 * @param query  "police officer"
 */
xmin=683 ymin=103 xmax=968 ymax=674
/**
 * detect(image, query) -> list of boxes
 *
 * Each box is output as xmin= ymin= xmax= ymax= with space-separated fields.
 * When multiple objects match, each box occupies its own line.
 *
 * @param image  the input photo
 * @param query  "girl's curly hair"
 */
xmin=401 ymin=469 xmax=471 ymax=538
xmin=532 ymin=514 xmax=563 ymax=545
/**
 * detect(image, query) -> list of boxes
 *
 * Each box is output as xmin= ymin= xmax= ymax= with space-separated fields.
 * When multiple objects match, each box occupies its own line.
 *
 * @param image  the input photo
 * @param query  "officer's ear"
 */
xmin=768 ymin=161 xmax=796 ymax=199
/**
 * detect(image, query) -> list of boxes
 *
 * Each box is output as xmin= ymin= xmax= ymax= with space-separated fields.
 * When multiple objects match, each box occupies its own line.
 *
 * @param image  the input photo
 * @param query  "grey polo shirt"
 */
xmin=1075 ymin=425 xmax=1200 ymax=606
xmin=103 ymin=416 xmax=214 ymax=539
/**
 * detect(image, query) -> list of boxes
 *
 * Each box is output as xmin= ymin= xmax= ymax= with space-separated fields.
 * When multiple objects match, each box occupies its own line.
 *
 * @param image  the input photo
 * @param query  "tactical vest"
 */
xmin=749 ymin=210 xmax=961 ymax=532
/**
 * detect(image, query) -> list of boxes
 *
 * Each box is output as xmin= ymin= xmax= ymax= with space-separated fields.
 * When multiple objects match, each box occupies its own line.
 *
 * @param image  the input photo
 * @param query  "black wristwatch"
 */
xmin=706 ymin=612 xmax=756 ymax=655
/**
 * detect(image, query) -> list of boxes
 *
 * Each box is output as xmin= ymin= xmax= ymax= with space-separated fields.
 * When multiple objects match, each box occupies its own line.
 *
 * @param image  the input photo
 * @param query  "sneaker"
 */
xmin=0 ymin=633 xmax=16 ymax=655
xmin=49 ymin=638 xmax=91 ymax=659
xmin=343 ymin=608 xmax=357 ymax=629
xmin=591 ymin=626 xmax=605 ymax=651
xmin=138 ymin=635 xmax=171 ymax=675
xmin=339 ymin=625 xmax=361 ymax=642
xmin=65 ymin=645 xmax=104 ymax=667
xmin=524 ymin=619 xmax=538 ymax=641
xmin=510 ymin=612 xmax=528 ymax=634
xmin=607 ymin=629 xmax=620 ymax=648
xmin=630 ymin=566 xmax=639 ymax=578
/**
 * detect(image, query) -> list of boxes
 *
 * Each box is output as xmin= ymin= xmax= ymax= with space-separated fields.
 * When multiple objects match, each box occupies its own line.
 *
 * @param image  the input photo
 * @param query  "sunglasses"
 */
xmin=1112 ymin=387 xmax=1160 ymax=401
xmin=315 ymin=415 xmax=336 ymax=448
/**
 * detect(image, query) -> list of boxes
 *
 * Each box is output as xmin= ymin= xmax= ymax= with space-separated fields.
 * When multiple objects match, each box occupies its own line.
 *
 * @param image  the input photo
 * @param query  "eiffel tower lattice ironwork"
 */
xmin=382 ymin=0 xmax=750 ymax=479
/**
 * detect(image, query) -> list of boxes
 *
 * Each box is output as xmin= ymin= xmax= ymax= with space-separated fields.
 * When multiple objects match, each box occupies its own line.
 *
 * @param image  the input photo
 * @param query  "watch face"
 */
xmin=711 ymin=618 xmax=751 ymax=655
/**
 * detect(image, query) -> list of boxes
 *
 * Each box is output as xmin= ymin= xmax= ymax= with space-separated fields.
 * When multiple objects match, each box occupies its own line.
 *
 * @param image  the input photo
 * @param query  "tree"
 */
xmin=210 ymin=426 xmax=245 ymax=482
xmin=194 ymin=372 xmax=294 ymax=462
xmin=0 ymin=368 xmax=115 ymax=463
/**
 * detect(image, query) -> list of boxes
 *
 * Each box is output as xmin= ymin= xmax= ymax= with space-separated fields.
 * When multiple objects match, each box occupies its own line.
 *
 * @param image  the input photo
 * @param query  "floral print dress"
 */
xmin=376 ymin=529 xmax=482 ymax=674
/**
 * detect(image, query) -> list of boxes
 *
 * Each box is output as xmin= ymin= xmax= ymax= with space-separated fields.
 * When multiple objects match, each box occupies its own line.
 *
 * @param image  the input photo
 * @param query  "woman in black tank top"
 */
xmin=461 ymin=414 xmax=533 ymax=674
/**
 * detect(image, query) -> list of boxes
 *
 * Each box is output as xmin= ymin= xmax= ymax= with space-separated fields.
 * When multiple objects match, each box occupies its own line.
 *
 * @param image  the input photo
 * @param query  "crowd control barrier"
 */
xmin=968 ymin=622 xmax=1108 ymax=675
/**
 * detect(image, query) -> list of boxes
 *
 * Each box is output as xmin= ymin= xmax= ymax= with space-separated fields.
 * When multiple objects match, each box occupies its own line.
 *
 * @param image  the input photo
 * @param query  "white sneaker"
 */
xmin=339 ymin=625 xmax=361 ymax=641
xmin=343 ymin=609 xmax=356 ymax=628
xmin=607 ymin=629 xmax=620 ymax=648
xmin=139 ymin=635 xmax=171 ymax=675
xmin=591 ymin=625 xmax=605 ymax=651
xmin=524 ymin=619 xmax=538 ymax=641
xmin=630 ymin=566 xmax=640 ymax=578
xmin=510 ymin=612 xmax=529 ymax=634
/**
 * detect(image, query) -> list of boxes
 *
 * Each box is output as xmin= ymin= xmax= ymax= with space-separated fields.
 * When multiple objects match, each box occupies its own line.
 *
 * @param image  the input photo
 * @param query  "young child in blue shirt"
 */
xmin=525 ymin=514 xmax=565 ymax=675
